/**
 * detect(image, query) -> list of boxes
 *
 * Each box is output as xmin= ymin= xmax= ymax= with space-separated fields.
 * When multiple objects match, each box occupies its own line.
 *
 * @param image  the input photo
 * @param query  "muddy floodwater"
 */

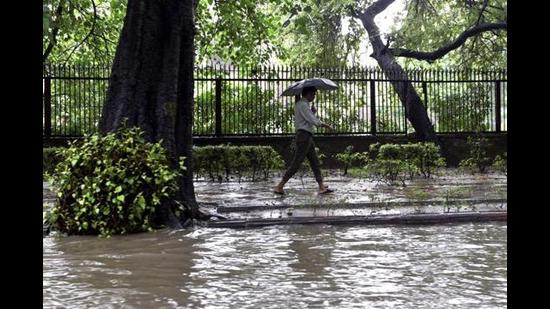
xmin=43 ymin=171 xmax=506 ymax=308
xmin=43 ymin=223 xmax=506 ymax=308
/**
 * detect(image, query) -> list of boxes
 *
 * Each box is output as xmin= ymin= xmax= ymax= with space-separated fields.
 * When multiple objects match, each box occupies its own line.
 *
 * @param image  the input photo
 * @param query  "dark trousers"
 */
xmin=282 ymin=130 xmax=323 ymax=183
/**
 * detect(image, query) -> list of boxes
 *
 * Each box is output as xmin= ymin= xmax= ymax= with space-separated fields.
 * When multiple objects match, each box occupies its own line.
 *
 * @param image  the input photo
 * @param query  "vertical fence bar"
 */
xmin=44 ymin=72 xmax=52 ymax=138
xmin=52 ymin=65 xmax=58 ymax=135
xmin=61 ymin=65 xmax=65 ymax=135
xmin=77 ymin=64 xmax=82 ymax=135
xmin=215 ymin=77 xmax=222 ymax=136
xmin=86 ymin=65 xmax=91 ymax=133
xmin=495 ymin=80 xmax=501 ymax=133
xmin=459 ymin=69 xmax=468 ymax=131
xmin=69 ymin=64 xmax=74 ymax=135
xmin=74 ymin=64 xmax=78 ymax=134
xmin=232 ymin=65 xmax=236 ymax=134
xmin=422 ymin=75 xmax=428 ymax=130
xmin=95 ymin=65 xmax=99 ymax=132
xmin=363 ymin=68 xmax=368 ymax=133
xmin=370 ymin=79 xmax=376 ymax=135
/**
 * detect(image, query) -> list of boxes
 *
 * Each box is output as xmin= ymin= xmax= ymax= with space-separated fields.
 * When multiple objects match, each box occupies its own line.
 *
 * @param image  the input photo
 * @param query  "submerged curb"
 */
xmin=205 ymin=211 xmax=507 ymax=228
xmin=214 ymin=198 xmax=507 ymax=213
xmin=44 ymin=210 xmax=506 ymax=236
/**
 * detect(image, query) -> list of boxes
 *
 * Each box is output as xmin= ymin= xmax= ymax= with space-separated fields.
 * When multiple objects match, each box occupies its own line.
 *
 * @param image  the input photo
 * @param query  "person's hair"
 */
xmin=302 ymin=86 xmax=317 ymax=96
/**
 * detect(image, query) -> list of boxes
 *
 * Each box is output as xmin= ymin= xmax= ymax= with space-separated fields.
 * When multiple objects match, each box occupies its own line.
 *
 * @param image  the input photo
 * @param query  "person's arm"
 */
xmin=298 ymin=102 xmax=333 ymax=130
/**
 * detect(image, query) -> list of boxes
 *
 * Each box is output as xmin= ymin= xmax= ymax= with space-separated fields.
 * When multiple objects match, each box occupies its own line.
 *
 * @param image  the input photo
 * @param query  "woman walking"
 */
xmin=273 ymin=86 xmax=334 ymax=195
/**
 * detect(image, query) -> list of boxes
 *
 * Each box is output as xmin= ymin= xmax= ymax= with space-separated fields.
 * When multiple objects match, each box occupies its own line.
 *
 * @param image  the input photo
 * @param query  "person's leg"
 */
xmin=274 ymin=132 xmax=312 ymax=193
xmin=305 ymin=138 xmax=329 ymax=193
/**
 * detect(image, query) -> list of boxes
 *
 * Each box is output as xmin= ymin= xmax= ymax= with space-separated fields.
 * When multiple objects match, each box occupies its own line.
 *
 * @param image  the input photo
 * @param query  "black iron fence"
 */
xmin=43 ymin=63 xmax=507 ymax=138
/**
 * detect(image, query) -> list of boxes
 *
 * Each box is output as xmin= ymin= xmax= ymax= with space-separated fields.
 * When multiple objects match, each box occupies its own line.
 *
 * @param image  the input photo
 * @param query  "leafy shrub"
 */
xmin=47 ymin=126 xmax=185 ymax=237
xmin=335 ymin=145 xmax=370 ymax=176
xmin=492 ymin=152 xmax=507 ymax=175
xmin=193 ymin=145 xmax=284 ymax=182
xmin=365 ymin=158 xmax=417 ymax=186
xmin=43 ymin=147 xmax=65 ymax=176
xmin=403 ymin=143 xmax=446 ymax=178
xmin=458 ymin=136 xmax=493 ymax=173
xmin=364 ymin=142 xmax=445 ymax=185
xmin=193 ymin=145 xmax=227 ymax=182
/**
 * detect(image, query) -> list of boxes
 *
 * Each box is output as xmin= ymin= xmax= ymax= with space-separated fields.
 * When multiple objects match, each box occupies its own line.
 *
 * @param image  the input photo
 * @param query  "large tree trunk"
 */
xmin=358 ymin=0 xmax=438 ymax=143
xmin=99 ymin=0 xmax=198 ymax=227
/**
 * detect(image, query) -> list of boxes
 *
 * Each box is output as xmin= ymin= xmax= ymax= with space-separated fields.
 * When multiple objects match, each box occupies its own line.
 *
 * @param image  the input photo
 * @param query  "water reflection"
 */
xmin=44 ymin=223 xmax=506 ymax=308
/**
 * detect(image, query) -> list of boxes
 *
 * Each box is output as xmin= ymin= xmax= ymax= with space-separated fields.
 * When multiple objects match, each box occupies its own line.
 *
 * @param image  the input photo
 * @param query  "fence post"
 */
xmin=370 ymin=80 xmax=376 ymax=135
xmin=44 ymin=74 xmax=52 ymax=138
xmin=215 ymin=78 xmax=222 ymax=136
xmin=495 ymin=81 xmax=501 ymax=133
xmin=422 ymin=82 xmax=428 ymax=107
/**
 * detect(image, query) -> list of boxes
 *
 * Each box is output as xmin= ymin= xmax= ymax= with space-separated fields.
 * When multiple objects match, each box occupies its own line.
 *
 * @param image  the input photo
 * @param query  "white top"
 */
xmin=294 ymin=98 xmax=322 ymax=134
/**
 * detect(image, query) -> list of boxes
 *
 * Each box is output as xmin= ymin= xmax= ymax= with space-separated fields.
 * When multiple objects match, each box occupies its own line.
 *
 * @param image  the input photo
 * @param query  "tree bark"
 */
xmin=99 ymin=0 xmax=198 ymax=227
xmin=358 ymin=0 xmax=438 ymax=142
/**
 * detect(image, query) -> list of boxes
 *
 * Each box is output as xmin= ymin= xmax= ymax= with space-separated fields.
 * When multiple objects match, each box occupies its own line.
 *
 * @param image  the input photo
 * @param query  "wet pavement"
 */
xmin=44 ymin=169 xmax=507 ymax=228
xmin=194 ymin=170 xmax=507 ymax=221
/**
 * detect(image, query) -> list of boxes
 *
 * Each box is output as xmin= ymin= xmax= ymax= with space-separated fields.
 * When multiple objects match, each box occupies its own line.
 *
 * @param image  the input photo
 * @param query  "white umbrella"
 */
xmin=280 ymin=77 xmax=338 ymax=96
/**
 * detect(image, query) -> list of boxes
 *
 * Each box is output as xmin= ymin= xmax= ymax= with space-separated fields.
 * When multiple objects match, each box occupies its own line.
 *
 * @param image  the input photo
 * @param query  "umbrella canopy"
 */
xmin=280 ymin=78 xmax=338 ymax=96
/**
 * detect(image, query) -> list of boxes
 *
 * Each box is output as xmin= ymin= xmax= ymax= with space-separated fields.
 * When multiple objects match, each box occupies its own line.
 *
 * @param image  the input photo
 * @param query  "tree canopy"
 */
xmin=391 ymin=0 xmax=507 ymax=68
xmin=43 ymin=0 xmax=126 ymax=64
xmin=43 ymin=0 xmax=506 ymax=67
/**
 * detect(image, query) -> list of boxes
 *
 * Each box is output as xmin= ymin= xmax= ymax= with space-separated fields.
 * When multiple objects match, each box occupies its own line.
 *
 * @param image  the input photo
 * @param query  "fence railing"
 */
xmin=43 ymin=63 xmax=507 ymax=138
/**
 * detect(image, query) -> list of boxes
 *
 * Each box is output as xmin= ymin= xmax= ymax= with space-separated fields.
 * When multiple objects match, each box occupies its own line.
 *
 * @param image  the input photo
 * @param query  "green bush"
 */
xmin=193 ymin=145 xmax=284 ymax=182
xmin=335 ymin=145 xmax=369 ymax=176
xmin=47 ymin=126 xmax=185 ymax=237
xmin=403 ymin=143 xmax=446 ymax=178
xmin=365 ymin=144 xmax=409 ymax=185
xmin=43 ymin=147 xmax=65 ymax=176
xmin=492 ymin=152 xmax=507 ymax=175
xmin=193 ymin=145 xmax=227 ymax=182
xmin=458 ymin=136 xmax=493 ymax=173
xmin=365 ymin=159 xmax=417 ymax=186
xmin=364 ymin=142 xmax=445 ymax=185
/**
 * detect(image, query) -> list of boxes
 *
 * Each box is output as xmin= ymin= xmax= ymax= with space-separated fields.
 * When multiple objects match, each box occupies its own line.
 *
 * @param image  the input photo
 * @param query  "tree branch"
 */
xmin=390 ymin=22 xmax=506 ymax=62
xmin=91 ymin=31 xmax=116 ymax=45
xmin=475 ymin=0 xmax=489 ymax=26
xmin=346 ymin=4 xmax=364 ymax=19
xmin=43 ymin=1 xmax=64 ymax=63
xmin=354 ymin=0 xmax=395 ymax=57
xmin=62 ymin=0 xmax=98 ymax=64
xmin=364 ymin=0 xmax=395 ymax=18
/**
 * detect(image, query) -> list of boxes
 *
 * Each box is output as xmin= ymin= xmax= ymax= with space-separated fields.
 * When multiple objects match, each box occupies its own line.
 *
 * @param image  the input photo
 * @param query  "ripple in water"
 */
xmin=43 ymin=222 xmax=507 ymax=308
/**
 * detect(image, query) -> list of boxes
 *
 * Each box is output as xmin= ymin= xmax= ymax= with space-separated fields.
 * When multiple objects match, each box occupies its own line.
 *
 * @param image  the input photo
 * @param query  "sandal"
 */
xmin=273 ymin=187 xmax=285 ymax=195
xmin=319 ymin=188 xmax=334 ymax=195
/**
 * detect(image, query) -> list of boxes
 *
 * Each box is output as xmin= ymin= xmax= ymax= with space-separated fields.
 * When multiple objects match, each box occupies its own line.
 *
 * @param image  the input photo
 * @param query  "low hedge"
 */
xmin=44 ymin=144 xmax=285 ymax=183
xmin=365 ymin=142 xmax=446 ymax=185
xmin=193 ymin=145 xmax=284 ymax=182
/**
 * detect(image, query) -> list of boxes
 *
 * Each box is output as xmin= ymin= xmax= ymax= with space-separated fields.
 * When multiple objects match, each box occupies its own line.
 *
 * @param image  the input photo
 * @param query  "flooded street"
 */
xmin=43 ymin=222 xmax=507 ymax=308
xmin=193 ymin=172 xmax=507 ymax=208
